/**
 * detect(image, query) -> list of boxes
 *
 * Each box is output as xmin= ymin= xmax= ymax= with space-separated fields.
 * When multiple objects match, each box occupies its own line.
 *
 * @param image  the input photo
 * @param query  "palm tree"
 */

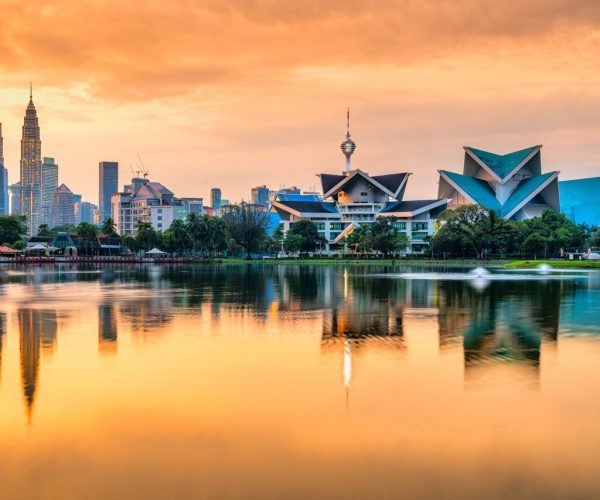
xmin=101 ymin=217 xmax=118 ymax=237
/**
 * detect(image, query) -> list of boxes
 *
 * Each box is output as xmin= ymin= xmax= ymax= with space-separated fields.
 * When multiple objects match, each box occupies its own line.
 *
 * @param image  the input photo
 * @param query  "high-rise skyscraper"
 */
xmin=210 ymin=188 xmax=222 ymax=209
xmin=99 ymin=162 xmax=118 ymax=223
xmin=41 ymin=157 xmax=58 ymax=226
xmin=20 ymin=86 xmax=42 ymax=234
xmin=0 ymin=123 xmax=8 ymax=215
xmin=251 ymin=185 xmax=270 ymax=208
xmin=9 ymin=182 xmax=22 ymax=215
xmin=50 ymin=183 xmax=74 ymax=228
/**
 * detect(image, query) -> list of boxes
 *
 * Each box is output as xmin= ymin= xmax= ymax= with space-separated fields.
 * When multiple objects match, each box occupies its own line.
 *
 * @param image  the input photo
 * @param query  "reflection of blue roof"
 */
xmin=466 ymin=146 xmax=538 ymax=179
xmin=440 ymin=171 xmax=501 ymax=212
xmin=559 ymin=177 xmax=600 ymax=226
xmin=502 ymin=172 xmax=556 ymax=217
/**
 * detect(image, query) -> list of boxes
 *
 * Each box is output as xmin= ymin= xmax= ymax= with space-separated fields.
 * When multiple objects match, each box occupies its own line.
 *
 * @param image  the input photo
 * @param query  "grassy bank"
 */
xmin=505 ymin=260 xmax=600 ymax=269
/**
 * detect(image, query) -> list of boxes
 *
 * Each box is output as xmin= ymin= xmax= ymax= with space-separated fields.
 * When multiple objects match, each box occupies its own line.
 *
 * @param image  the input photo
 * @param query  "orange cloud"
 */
xmin=0 ymin=0 xmax=600 ymax=204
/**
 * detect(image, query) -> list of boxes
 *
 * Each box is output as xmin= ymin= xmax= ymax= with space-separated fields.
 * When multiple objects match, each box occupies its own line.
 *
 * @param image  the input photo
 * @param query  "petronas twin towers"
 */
xmin=19 ymin=86 xmax=42 ymax=235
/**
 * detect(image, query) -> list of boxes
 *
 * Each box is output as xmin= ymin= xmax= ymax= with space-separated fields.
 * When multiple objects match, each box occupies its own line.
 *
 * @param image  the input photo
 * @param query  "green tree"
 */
xmin=266 ymin=226 xmax=285 ymax=256
xmin=590 ymin=227 xmax=600 ymax=248
xmin=283 ymin=232 xmax=303 ymax=255
xmin=206 ymin=216 xmax=228 ymax=257
xmin=0 ymin=215 xmax=27 ymax=245
xmin=433 ymin=206 xmax=514 ymax=259
xmin=186 ymin=213 xmax=204 ymax=253
xmin=221 ymin=204 xmax=270 ymax=259
xmin=121 ymin=234 xmax=137 ymax=253
xmin=135 ymin=220 xmax=163 ymax=251
xmin=77 ymin=222 xmax=99 ymax=254
xmin=524 ymin=232 xmax=548 ymax=260
xmin=163 ymin=219 xmax=192 ymax=254
xmin=346 ymin=225 xmax=372 ymax=255
xmin=370 ymin=217 xmax=410 ymax=257
xmin=101 ymin=217 xmax=118 ymax=237
xmin=288 ymin=220 xmax=325 ymax=255
xmin=37 ymin=224 xmax=51 ymax=237
xmin=77 ymin=222 xmax=98 ymax=242
xmin=516 ymin=209 xmax=587 ymax=258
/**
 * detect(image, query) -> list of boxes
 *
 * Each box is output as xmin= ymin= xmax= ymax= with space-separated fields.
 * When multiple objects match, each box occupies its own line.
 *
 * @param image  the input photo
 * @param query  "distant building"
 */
xmin=9 ymin=182 xmax=22 ymax=215
xmin=112 ymin=178 xmax=188 ymax=235
xmin=269 ymin=186 xmax=302 ymax=203
xmin=210 ymin=188 xmax=221 ymax=209
xmin=20 ymin=86 xmax=43 ymax=234
xmin=41 ymin=157 xmax=58 ymax=225
xmin=251 ymin=185 xmax=270 ymax=209
xmin=76 ymin=201 xmax=97 ymax=225
xmin=50 ymin=183 xmax=75 ymax=228
xmin=180 ymin=197 xmax=203 ymax=215
xmin=438 ymin=146 xmax=559 ymax=220
xmin=271 ymin=116 xmax=446 ymax=253
xmin=99 ymin=161 xmax=118 ymax=223
xmin=220 ymin=199 xmax=230 ymax=207
xmin=0 ymin=123 xmax=8 ymax=215
xmin=559 ymin=177 xmax=600 ymax=227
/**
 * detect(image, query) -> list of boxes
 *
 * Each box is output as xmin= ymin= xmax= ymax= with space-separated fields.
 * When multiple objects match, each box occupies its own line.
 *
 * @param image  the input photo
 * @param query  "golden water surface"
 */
xmin=0 ymin=264 xmax=599 ymax=499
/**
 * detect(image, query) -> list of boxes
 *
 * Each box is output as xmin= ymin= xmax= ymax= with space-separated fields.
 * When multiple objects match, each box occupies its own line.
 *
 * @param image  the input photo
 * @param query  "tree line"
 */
xmin=430 ymin=205 xmax=598 ymax=259
xmin=0 ymin=203 xmax=598 ymax=260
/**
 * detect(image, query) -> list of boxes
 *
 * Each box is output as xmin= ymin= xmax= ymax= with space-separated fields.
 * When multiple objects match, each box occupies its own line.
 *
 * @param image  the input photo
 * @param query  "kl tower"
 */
xmin=340 ymin=108 xmax=356 ymax=175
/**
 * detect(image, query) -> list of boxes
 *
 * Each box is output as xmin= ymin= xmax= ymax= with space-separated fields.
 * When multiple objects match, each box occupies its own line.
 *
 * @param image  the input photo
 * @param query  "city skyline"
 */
xmin=1 ymin=1 xmax=600 ymax=206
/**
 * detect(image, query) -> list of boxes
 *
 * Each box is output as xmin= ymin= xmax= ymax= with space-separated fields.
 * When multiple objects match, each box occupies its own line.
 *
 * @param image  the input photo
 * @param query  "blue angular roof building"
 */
xmin=438 ymin=145 xmax=560 ymax=220
xmin=558 ymin=177 xmax=600 ymax=227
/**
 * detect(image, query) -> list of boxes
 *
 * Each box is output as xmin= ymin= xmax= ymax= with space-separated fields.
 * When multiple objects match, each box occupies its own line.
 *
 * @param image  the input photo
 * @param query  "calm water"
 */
xmin=1 ymin=264 xmax=599 ymax=499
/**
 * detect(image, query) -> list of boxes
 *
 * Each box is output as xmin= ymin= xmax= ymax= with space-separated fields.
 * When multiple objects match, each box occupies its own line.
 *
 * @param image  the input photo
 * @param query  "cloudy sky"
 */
xmin=1 ymin=0 xmax=600 ymax=204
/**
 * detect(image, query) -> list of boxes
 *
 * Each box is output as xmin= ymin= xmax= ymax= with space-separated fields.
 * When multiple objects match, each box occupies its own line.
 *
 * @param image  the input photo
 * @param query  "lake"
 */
xmin=0 ymin=263 xmax=599 ymax=499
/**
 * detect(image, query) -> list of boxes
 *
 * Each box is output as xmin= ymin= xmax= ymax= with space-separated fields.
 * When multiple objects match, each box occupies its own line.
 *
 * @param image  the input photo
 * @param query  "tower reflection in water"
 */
xmin=98 ymin=303 xmax=117 ymax=353
xmin=18 ymin=309 xmax=57 ymax=420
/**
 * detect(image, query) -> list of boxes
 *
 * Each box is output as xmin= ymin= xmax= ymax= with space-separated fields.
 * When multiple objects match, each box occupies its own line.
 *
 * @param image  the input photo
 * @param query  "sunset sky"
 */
xmin=1 ymin=0 xmax=600 ymax=205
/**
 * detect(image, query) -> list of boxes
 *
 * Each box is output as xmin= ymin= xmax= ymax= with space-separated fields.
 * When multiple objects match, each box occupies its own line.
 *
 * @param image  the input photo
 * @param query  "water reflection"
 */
xmin=0 ymin=265 xmax=599 ymax=498
xmin=98 ymin=304 xmax=117 ymax=353
xmin=0 ymin=265 xmax=598 ymax=419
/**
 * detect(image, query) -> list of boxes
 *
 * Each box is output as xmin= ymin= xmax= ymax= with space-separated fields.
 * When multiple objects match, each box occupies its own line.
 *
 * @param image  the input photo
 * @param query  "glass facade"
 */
xmin=99 ymin=162 xmax=119 ymax=223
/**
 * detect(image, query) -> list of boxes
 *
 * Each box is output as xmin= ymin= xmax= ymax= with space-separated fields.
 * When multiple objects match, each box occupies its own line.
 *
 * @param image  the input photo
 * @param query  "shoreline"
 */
xmin=1 ymin=257 xmax=599 ymax=269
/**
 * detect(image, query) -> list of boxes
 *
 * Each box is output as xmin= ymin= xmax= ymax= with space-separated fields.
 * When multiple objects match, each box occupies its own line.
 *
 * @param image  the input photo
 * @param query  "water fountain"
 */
xmin=536 ymin=263 xmax=553 ymax=273
xmin=468 ymin=267 xmax=491 ymax=278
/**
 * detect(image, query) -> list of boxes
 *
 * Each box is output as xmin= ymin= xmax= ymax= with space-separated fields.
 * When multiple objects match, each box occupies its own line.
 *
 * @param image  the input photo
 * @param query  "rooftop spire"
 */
xmin=340 ymin=108 xmax=356 ymax=174
xmin=29 ymin=82 xmax=32 ymax=100
xmin=347 ymin=107 xmax=350 ymax=135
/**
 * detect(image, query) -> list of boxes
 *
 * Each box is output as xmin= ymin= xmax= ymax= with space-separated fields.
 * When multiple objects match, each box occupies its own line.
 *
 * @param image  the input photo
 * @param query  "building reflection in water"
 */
xmin=438 ymin=279 xmax=565 ymax=385
xmin=1 ymin=265 xmax=584 ymax=420
xmin=99 ymin=303 xmax=117 ymax=354
xmin=18 ymin=309 xmax=58 ymax=420
xmin=0 ymin=312 xmax=5 ymax=388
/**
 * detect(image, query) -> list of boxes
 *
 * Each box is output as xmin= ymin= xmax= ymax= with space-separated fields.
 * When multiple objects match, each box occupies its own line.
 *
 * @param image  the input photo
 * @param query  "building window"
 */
xmin=361 ymin=192 xmax=368 ymax=196
xmin=393 ymin=222 xmax=407 ymax=231
xmin=412 ymin=222 xmax=428 ymax=231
